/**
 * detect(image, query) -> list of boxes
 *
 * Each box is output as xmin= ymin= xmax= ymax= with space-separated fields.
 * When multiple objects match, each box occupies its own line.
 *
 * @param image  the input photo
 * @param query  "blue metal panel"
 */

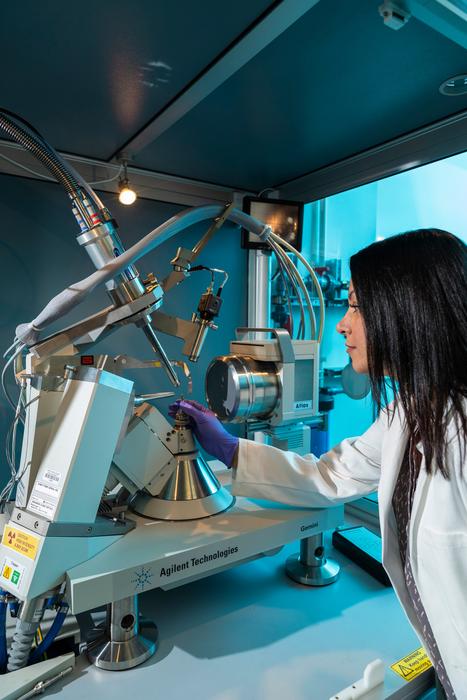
xmin=0 ymin=0 xmax=274 ymax=159
xmin=134 ymin=0 xmax=467 ymax=190
xmin=1 ymin=0 xmax=467 ymax=193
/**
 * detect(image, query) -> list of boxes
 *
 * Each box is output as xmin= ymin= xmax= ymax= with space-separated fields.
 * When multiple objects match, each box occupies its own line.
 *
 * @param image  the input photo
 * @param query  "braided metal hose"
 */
xmin=7 ymin=618 xmax=38 ymax=671
xmin=0 ymin=111 xmax=109 ymax=233
xmin=0 ymin=112 xmax=82 ymax=196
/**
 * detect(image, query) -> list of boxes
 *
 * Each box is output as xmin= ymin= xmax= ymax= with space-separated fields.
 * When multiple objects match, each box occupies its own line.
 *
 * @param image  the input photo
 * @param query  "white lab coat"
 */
xmin=232 ymin=403 xmax=467 ymax=698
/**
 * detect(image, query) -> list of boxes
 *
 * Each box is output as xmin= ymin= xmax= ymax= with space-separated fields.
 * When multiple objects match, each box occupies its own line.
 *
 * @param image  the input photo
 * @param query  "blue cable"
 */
xmin=8 ymin=600 xmax=19 ymax=617
xmin=29 ymin=604 xmax=69 ymax=664
xmin=0 ymin=589 xmax=8 ymax=674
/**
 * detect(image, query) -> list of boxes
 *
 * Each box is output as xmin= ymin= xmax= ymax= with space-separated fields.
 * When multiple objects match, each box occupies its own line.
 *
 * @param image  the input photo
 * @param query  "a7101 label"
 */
xmin=294 ymin=400 xmax=312 ymax=410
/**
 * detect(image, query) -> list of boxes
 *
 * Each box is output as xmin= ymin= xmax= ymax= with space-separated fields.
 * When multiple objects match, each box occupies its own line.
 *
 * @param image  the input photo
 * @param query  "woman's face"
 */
xmin=336 ymin=281 xmax=369 ymax=374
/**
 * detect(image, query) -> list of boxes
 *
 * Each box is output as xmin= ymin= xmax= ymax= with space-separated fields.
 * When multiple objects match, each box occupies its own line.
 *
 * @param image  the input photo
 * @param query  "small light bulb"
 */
xmin=118 ymin=185 xmax=137 ymax=206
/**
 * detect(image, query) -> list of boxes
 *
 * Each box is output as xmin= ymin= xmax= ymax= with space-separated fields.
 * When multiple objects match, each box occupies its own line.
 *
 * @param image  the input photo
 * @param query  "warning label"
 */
xmin=1 ymin=557 xmax=25 ymax=589
xmin=1 ymin=526 xmax=40 ymax=560
xmin=391 ymin=647 xmax=432 ymax=682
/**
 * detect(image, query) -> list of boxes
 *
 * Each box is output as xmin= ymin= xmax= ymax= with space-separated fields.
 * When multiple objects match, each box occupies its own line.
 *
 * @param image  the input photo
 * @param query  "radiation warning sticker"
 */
xmin=1 ymin=525 xmax=40 ymax=560
xmin=391 ymin=647 xmax=432 ymax=682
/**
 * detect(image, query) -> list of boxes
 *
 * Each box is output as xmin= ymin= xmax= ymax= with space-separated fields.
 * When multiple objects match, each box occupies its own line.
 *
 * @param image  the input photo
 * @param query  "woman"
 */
xmin=170 ymin=228 xmax=467 ymax=699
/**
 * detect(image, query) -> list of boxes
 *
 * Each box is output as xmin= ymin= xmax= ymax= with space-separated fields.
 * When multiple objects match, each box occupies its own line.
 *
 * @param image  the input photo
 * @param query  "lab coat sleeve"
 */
xmin=232 ymin=411 xmax=387 ymax=508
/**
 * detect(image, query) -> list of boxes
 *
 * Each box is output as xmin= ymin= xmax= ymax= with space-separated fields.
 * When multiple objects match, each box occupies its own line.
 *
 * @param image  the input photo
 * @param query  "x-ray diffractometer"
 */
xmin=0 ymin=111 xmax=342 ymax=686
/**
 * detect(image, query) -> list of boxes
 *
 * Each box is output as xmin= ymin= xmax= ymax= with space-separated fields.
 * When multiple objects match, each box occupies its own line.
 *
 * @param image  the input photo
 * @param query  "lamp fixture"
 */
xmin=118 ymin=157 xmax=137 ymax=205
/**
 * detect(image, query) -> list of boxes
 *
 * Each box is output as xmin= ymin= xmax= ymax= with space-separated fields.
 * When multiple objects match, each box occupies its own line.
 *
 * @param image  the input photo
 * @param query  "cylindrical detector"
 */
xmin=205 ymin=355 xmax=279 ymax=422
xmin=76 ymin=222 xmax=145 ymax=302
xmin=188 ymin=320 xmax=210 ymax=362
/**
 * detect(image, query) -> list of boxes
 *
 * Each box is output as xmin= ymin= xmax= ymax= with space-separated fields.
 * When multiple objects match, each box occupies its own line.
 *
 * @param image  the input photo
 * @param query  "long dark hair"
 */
xmin=350 ymin=229 xmax=467 ymax=478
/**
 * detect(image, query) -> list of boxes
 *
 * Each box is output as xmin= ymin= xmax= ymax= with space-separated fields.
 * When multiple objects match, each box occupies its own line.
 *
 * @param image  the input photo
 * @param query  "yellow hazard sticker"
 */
xmin=1 ymin=526 xmax=40 ymax=560
xmin=391 ymin=647 xmax=432 ymax=682
xmin=1 ymin=557 xmax=26 ymax=589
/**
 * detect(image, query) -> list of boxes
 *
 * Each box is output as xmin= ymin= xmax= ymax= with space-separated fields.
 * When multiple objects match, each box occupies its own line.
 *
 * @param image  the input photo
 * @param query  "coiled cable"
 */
xmin=7 ymin=619 xmax=38 ymax=671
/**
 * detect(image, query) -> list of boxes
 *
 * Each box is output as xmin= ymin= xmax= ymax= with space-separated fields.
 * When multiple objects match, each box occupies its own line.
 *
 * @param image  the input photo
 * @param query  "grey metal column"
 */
xmin=285 ymin=533 xmax=340 ymax=586
xmin=87 ymin=595 xmax=158 ymax=670
xmin=248 ymin=249 xmax=271 ymax=331
xmin=247 ymin=249 xmax=272 ymax=446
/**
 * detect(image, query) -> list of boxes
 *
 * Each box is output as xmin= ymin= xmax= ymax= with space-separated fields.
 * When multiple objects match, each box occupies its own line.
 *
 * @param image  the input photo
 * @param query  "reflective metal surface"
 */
xmin=132 ymin=410 xmax=234 ymax=520
xmin=87 ymin=595 xmax=158 ymax=671
xmin=188 ymin=319 xmax=210 ymax=362
xmin=247 ymin=250 xmax=271 ymax=330
xmin=131 ymin=451 xmax=234 ymax=520
xmin=206 ymin=355 xmax=279 ymax=422
xmin=157 ymin=454 xmax=221 ymax=500
xmin=285 ymin=533 xmax=340 ymax=587
xmin=142 ymin=322 xmax=180 ymax=387
xmin=132 ymin=486 xmax=234 ymax=520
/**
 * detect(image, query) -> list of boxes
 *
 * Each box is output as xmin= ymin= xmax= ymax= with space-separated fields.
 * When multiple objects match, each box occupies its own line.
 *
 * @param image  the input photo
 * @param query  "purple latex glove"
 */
xmin=168 ymin=399 xmax=239 ymax=467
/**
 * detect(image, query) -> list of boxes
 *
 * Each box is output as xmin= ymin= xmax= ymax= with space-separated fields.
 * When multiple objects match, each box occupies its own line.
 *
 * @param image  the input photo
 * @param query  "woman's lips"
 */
xmin=345 ymin=345 xmax=356 ymax=353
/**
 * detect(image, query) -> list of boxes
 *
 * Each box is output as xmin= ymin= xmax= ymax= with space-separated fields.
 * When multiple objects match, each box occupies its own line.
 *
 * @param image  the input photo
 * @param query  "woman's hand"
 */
xmin=168 ymin=399 xmax=239 ymax=467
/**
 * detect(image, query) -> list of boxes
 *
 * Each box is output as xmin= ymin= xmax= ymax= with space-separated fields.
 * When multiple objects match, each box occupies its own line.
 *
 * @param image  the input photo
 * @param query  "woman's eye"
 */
xmin=349 ymin=304 xmax=360 ymax=312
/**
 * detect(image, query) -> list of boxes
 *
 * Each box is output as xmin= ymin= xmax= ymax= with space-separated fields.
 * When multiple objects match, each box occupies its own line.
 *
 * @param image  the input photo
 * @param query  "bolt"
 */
xmin=87 ymin=527 xmax=92 ymax=533
xmin=34 ymin=521 xmax=39 ymax=529
xmin=16 ymin=513 xmax=21 ymax=520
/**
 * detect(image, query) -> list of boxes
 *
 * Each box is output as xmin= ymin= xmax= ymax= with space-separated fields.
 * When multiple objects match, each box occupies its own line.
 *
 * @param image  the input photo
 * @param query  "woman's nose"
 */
xmin=336 ymin=310 xmax=350 ymax=336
